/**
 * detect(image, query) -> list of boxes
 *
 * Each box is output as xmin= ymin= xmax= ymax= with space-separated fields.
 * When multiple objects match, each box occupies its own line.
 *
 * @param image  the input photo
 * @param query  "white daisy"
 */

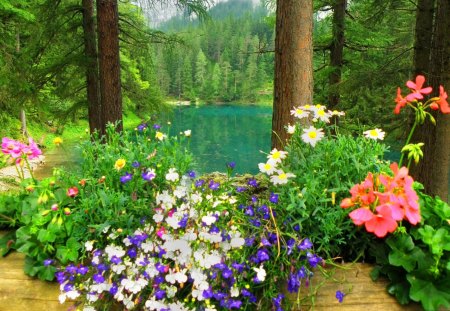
xmin=363 ymin=128 xmax=385 ymax=140
xmin=301 ymin=126 xmax=325 ymax=147
xmin=270 ymin=170 xmax=296 ymax=185
xmin=290 ymin=107 xmax=310 ymax=119
xmin=267 ymin=148 xmax=288 ymax=164
xmin=258 ymin=160 xmax=277 ymax=175
xmin=313 ymin=108 xmax=331 ymax=123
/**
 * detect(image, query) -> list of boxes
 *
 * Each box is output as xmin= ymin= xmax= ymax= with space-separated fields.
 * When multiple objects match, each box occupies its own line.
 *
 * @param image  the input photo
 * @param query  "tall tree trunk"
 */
xmin=328 ymin=0 xmax=346 ymax=110
xmin=82 ymin=0 xmax=102 ymax=135
xmin=16 ymin=31 xmax=28 ymax=138
xmin=97 ymin=0 xmax=122 ymax=135
xmin=429 ymin=0 xmax=449 ymax=202
xmin=272 ymin=0 xmax=313 ymax=149
xmin=408 ymin=0 xmax=450 ymax=202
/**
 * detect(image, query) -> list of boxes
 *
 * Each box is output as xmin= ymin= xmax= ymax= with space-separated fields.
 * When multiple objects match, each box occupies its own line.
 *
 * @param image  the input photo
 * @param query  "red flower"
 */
xmin=67 ymin=187 xmax=79 ymax=197
xmin=394 ymin=87 xmax=408 ymax=114
xmin=405 ymin=75 xmax=432 ymax=102
xmin=436 ymin=85 xmax=450 ymax=114
xmin=364 ymin=205 xmax=398 ymax=238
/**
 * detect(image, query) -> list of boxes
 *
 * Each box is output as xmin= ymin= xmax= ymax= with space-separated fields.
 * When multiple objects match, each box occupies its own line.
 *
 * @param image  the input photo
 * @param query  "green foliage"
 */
xmin=371 ymin=185 xmax=450 ymax=310
xmin=1 ymin=122 xmax=193 ymax=280
xmin=282 ymin=128 xmax=389 ymax=259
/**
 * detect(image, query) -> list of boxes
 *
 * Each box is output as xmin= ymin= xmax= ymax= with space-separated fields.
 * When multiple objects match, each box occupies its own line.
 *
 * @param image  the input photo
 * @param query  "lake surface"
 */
xmin=164 ymin=104 xmax=272 ymax=174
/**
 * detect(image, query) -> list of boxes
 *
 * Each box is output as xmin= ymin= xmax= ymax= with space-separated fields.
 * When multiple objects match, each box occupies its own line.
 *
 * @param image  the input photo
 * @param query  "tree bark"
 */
xmin=328 ymin=0 xmax=346 ymax=110
xmin=272 ymin=0 xmax=313 ymax=150
xmin=409 ymin=0 xmax=449 ymax=202
xmin=97 ymin=0 xmax=122 ymax=135
xmin=82 ymin=0 xmax=102 ymax=135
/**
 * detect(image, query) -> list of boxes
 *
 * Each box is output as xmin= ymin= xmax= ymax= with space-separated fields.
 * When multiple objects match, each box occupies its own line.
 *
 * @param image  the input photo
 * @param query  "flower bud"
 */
xmin=64 ymin=208 xmax=71 ymax=215
xmin=51 ymin=204 xmax=59 ymax=211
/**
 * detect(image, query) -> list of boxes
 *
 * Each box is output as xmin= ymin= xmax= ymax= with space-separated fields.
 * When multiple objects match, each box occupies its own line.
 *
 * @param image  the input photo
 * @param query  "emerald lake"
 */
xmin=165 ymin=104 xmax=272 ymax=174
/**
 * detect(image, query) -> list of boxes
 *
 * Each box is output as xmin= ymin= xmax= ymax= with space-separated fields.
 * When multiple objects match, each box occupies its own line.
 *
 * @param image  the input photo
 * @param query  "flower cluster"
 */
xmin=56 ymin=162 xmax=321 ymax=310
xmin=395 ymin=75 xmax=449 ymax=115
xmin=258 ymin=149 xmax=296 ymax=185
xmin=1 ymin=137 xmax=42 ymax=162
xmin=289 ymin=104 xmax=346 ymax=147
xmin=340 ymin=162 xmax=420 ymax=238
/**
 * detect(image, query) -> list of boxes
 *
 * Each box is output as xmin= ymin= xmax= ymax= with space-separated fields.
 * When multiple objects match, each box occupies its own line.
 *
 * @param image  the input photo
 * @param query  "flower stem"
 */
xmin=268 ymin=205 xmax=281 ymax=258
xmin=399 ymin=121 xmax=418 ymax=167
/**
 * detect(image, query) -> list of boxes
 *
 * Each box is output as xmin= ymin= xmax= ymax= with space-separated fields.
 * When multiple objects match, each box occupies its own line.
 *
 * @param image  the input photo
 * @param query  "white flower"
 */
xmin=153 ymin=212 xmax=164 ymax=223
xmin=331 ymin=109 xmax=345 ymax=117
xmin=258 ymin=160 xmax=277 ymax=175
xmin=270 ymin=170 xmax=296 ymax=185
xmin=184 ymin=129 xmax=191 ymax=137
xmin=253 ymin=265 xmax=266 ymax=282
xmin=313 ymin=108 xmax=331 ymax=123
xmin=290 ymin=107 xmax=310 ymax=119
xmin=85 ymin=240 xmax=94 ymax=251
xmin=145 ymin=298 xmax=167 ymax=310
xmin=104 ymin=245 xmax=126 ymax=260
xmin=201 ymin=213 xmax=217 ymax=226
xmin=230 ymin=232 xmax=245 ymax=248
xmin=165 ymin=168 xmax=179 ymax=182
xmin=363 ymin=128 xmax=385 ymax=140
xmin=155 ymin=131 xmax=166 ymax=141
xmin=301 ymin=126 xmax=325 ymax=147
xmin=267 ymin=148 xmax=288 ymax=164
xmin=83 ymin=306 xmax=97 ymax=311
xmin=173 ymin=185 xmax=188 ymax=199
xmin=230 ymin=286 xmax=239 ymax=297
xmin=286 ymin=124 xmax=296 ymax=134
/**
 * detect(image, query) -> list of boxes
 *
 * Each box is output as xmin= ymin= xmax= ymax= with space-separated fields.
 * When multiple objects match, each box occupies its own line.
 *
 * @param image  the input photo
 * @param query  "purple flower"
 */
xmin=55 ymin=271 xmax=66 ymax=283
xmin=178 ymin=214 xmax=189 ymax=228
xmin=287 ymin=272 xmax=301 ymax=293
xmin=226 ymin=161 xmax=236 ymax=169
xmin=63 ymin=283 xmax=74 ymax=292
xmin=208 ymin=180 xmax=220 ymax=190
xmin=43 ymin=259 xmax=54 ymax=266
xmin=77 ymin=265 xmax=89 ymax=275
xmin=336 ymin=290 xmax=345 ymax=303
xmin=137 ymin=123 xmax=147 ymax=131
xmin=97 ymin=263 xmax=109 ymax=272
xmin=249 ymin=218 xmax=261 ymax=227
xmin=120 ymin=172 xmax=133 ymax=183
xmin=248 ymin=178 xmax=259 ymax=187
xmin=154 ymin=275 xmax=164 ymax=284
xmin=269 ymin=192 xmax=279 ymax=204
xmin=142 ymin=170 xmax=156 ymax=181
xmin=132 ymin=161 xmax=140 ymax=168
xmin=236 ymin=186 xmax=246 ymax=193
xmin=245 ymin=236 xmax=256 ymax=246
xmin=297 ymin=266 xmax=307 ymax=279
xmin=228 ymin=299 xmax=242 ymax=309
xmin=286 ymin=238 xmax=295 ymax=255
xmin=93 ymin=273 xmax=105 ymax=283
xmin=187 ymin=170 xmax=196 ymax=178
xmin=195 ymin=179 xmax=205 ymax=188
xmin=213 ymin=291 xmax=227 ymax=300
xmin=111 ymin=255 xmax=122 ymax=264
xmin=155 ymin=263 xmax=167 ymax=273
xmin=222 ymin=268 xmax=233 ymax=279
xmin=293 ymin=224 xmax=300 ymax=231
xmin=256 ymin=248 xmax=270 ymax=263
xmin=202 ymin=288 xmax=214 ymax=299
xmin=231 ymin=262 xmax=245 ymax=273
xmin=299 ymin=238 xmax=313 ymax=250
xmin=65 ymin=264 xmax=77 ymax=275
xmin=272 ymin=293 xmax=284 ymax=311
xmin=245 ymin=206 xmax=255 ymax=216
xmin=307 ymin=252 xmax=322 ymax=268
xmin=155 ymin=289 xmax=166 ymax=300
xmin=127 ymin=247 xmax=137 ymax=258
xmin=110 ymin=283 xmax=118 ymax=295
xmin=153 ymin=124 xmax=161 ymax=130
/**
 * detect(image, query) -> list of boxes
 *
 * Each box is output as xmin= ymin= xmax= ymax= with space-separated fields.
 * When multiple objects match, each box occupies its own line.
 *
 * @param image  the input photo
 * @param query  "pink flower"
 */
xmin=67 ymin=187 xmax=79 ymax=197
xmin=349 ymin=208 xmax=374 ymax=225
xmin=364 ymin=205 xmax=398 ymax=238
xmin=405 ymin=75 xmax=433 ymax=102
xmin=26 ymin=138 xmax=42 ymax=159
xmin=1 ymin=138 xmax=24 ymax=158
xmin=156 ymin=226 xmax=166 ymax=238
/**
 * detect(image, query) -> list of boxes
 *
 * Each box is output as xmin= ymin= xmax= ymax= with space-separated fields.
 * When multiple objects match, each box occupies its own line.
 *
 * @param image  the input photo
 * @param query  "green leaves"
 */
xmin=56 ymin=237 xmax=80 ymax=264
xmin=407 ymin=274 xmax=450 ymax=311
xmin=418 ymin=225 xmax=450 ymax=255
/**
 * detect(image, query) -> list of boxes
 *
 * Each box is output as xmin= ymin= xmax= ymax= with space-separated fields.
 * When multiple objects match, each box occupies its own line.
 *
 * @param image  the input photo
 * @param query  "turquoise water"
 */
xmin=165 ymin=104 xmax=272 ymax=174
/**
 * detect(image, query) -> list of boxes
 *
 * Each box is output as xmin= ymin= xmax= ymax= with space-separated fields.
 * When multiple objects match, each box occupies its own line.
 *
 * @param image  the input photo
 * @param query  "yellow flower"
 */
xmin=114 ymin=158 xmax=126 ymax=171
xmin=155 ymin=131 xmax=167 ymax=141
xmin=53 ymin=137 xmax=63 ymax=146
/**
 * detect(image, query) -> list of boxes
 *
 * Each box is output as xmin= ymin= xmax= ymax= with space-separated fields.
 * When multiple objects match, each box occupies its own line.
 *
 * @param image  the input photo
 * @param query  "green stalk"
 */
xmin=399 ymin=121 xmax=418 ymax=167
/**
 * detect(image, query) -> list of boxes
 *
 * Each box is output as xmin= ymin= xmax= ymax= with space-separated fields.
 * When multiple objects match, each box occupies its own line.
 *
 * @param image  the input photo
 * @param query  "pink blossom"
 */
xmin=405 ymin=75 xmax=433 ymax=102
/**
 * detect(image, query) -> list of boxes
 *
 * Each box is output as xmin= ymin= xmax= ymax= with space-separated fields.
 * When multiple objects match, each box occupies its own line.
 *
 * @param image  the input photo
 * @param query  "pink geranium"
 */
xmin=405 ymin=75 xmax=432 ymax=102
xmin=341 ymin=162 xmax=421 ymax=238
xmin=2 ymin=137 xmax=25 ymax=158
